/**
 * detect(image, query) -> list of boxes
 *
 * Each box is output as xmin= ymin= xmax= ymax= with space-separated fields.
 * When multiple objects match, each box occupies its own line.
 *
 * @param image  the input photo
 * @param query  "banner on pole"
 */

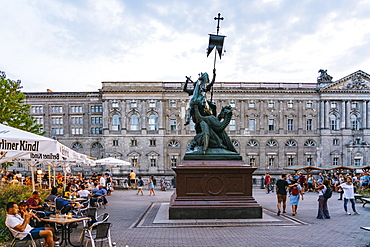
xmin=207 ymin=34 xmax=226 ymax=59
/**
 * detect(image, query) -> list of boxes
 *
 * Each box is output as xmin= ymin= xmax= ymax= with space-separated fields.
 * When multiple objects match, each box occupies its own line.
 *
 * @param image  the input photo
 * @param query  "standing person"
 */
xmin=136 ymin=176 xmax=144 ymax=196
xmin=314 ymin=179 xmax=331 ymax=219
xmin=298 ymin=172 xmax=306 ymax=192
xmin=338 ymin=176 xmax=360 ymax=215
xmin=147 ymin=178 xmax=156 ymax=196
xmin=276 ymin=174 xmax=289 ymax=216
xmin=129 ymin=170 xmax=136 ymax=189
xmin=289 ymin=180 xmax=304 ymax=216
xmin=307 ymin=174 xmax=314 ymax=192
xmin=264 ymin=172 xmax=271 ymax=194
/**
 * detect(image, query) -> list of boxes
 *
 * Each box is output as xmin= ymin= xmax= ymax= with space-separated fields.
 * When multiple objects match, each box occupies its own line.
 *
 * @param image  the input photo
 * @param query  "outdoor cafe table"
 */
xmin=42 ymin=216 xmax=90 ymax=247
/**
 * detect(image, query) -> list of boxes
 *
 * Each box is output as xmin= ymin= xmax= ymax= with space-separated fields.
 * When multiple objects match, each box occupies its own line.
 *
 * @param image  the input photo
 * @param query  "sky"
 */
xmin=1 ymin=0 xmax=370 ymax=92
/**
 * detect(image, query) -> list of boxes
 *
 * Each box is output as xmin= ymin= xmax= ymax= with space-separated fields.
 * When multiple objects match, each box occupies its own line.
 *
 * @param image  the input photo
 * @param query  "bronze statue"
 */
xmin=184 ymin=69 xmax=237 ymax=154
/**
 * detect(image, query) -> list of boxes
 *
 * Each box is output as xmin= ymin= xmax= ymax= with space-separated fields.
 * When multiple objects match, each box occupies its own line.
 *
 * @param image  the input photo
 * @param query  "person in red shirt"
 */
xmin=265 ymin=172 xmax=271 ymax=193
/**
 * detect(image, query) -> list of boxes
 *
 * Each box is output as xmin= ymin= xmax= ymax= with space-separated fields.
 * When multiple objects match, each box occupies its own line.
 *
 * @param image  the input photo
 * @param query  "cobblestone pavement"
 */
xmin=75 ymin=186 xmax=370 ymax=247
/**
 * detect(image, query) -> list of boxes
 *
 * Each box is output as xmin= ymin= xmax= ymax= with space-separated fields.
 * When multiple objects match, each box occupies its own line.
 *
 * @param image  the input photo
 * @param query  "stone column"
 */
xmin=363 ymin=101 xmax=367 ymax=129
xmin=346 ymin=101 xmax=351 ymax=129
xmin=341 ymin=100 xmax=346 ymax=129
xmin=325 ymin=101 xmax=329 ymax=129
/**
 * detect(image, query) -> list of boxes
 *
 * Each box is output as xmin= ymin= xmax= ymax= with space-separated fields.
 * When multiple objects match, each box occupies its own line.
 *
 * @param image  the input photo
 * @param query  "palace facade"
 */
xmin=19 ymin=70 xmax=370 ymax=176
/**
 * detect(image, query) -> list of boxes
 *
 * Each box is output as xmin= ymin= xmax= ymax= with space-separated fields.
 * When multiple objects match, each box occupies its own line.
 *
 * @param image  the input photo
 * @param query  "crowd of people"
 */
xmin=4 ymin=169 xmax=116 ymax=246
xmin=273 ymin=172 xmax=362 ymax=219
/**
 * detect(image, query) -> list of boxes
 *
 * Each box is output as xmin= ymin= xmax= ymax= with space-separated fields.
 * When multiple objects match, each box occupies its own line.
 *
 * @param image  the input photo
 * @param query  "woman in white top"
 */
xmin=338 ymin=176 xmax=359 ymax=215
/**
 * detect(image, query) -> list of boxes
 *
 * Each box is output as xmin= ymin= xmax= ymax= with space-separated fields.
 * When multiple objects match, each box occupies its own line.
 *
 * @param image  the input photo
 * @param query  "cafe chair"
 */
xmin=84 ymin=222 xmax=113 ymax=247
xmin=6 ymin=223 xmax=41 ymax=247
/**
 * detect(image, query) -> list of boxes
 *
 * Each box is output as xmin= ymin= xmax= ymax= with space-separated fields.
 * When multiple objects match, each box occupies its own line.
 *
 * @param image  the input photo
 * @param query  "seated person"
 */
xmin=45 ymin=187 xmax=58 ymax=202
xmin=19 ymin=201 xmax=48 ymax=228
xmin=26 ymin=191 xmax=44 ymax=211
xmin=77 ymin=185 xmax=90 ymax=198
xmin=6 ymin=202 xmax=56 ymax=247
xmin=27 ymin=191 xmax=53 ymax=216
xmin=90 ymin=185 xmax=108 ymax=206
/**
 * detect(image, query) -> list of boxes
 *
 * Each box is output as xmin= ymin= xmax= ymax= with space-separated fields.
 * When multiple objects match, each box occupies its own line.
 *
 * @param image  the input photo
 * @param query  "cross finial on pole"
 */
xmin=214 ymin=13 xmax=224 ymax=35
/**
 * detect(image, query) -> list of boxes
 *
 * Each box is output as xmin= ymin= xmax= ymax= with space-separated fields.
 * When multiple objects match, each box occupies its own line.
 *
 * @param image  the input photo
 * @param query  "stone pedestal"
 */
xmin=169 ymin=159 xmax=262 ymax=219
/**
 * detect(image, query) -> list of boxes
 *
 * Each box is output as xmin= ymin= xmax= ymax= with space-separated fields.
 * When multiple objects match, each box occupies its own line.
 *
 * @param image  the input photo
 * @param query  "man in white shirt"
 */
xmin=99 ymin=173 xmax=106 ymax=188
xmin=5 ymin=202 xmax=55 ymax=247
xmin=77 ymin=184 xmax=91 ymax=198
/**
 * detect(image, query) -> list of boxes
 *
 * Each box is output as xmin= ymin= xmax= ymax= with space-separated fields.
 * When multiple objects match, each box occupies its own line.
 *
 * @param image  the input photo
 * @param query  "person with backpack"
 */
xmin=338 ymin=176 xmax=360 ymax=215
xmin=136 ymin=176 xmax=144 ymax=196
xmin=289 ymin=179 xmax=304 ymax=216
xmin=314 ymin=179 xmax=331 ymax=219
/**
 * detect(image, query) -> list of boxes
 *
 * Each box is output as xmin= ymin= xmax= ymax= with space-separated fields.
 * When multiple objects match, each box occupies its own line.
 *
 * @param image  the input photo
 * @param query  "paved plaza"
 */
xmin=87 ymin=186 xmax=370 ymax=247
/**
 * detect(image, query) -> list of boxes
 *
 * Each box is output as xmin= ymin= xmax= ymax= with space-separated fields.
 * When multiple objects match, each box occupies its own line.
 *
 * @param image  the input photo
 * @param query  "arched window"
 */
xmin=92 ymin=142 xmax=103 ymax=149
xmin=111 ymin=114 xmax=120 ymax=131
xmin=232 ymin=140 xmax=239 ymax=147
xmin=148 ymin=114 xmax=158 ymax=131
xmin=285 ymin=140 xmax=297 ymax=147
xmin=72 ymin=142 xmax=83 ymax=150
xmin=330 ymin=115 xmax=338 ymax=130
xmin=266 ymin=140 xmax=278 ymax=147
xmin=351 ymin=115 xmax=360 ymax=130
xmin=130 ymin=114 xmax=139 ymax=130
xmin=247 ymin=140 xmax=259 ymax=147
xmin=304 ymin=140 xmax=316 ymax=147
xmin=168 ymin=140 xmax=180 ymax=148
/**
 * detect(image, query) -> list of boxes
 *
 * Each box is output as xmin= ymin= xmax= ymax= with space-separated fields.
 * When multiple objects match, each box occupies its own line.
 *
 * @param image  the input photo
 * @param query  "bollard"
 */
xmin=260 ymin=176 xmax=265 ymax=189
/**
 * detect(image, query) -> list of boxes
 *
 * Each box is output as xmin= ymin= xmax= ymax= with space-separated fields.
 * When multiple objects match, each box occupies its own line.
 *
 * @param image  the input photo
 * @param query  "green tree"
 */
xmin=0 ymin=71 xmax=43 ymax=134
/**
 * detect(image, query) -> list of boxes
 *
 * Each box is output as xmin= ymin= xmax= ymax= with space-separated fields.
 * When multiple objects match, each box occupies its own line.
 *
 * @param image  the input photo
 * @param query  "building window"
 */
xmin=91 ymin=127 xmax=102 ymax=134
xmin=287 ymin=102 xmax=293 ymax=108
xmin=111 ymin=114 xmax=120 ymax=131
xmin=249 ymin=157 xmax=256 ymax=166
xmin=91 ymin=117 xmax=103 ymax=124
xmin=150 ymin=139 xmax=156 ymax=146
xmin=51 ymin=106 xmax=63 ymax=113
xmin=306 ymin=157 xmax=313 ymax=166
xmin=113 ymin=140 xmax=118 ymax=146
xmin=306 ymin=102 xmax=313 ymax=108
xmin=268 ymin=157 xmax=275 ymax=167
xmin=131 ymin=139 xmax=137 ymax=146
xmin=51 ymin=117 xmax=63 ymax=125
xmin=266 ymin=140 xmax=278 ymax=147
xmin=248 ymin=102 xmax=255 ymax=108
xmin=354 ymin=158 xmax=361 ymax=166
xmin=247 ymin=140 xmax=259 ymax=147
xmin=149 ymin=102 xmax=156 ymax=108
xmin=71 ymin=117 xmax=83 ymax=125
xmin=287 ymin=119 xmax=294 ymax=131
xmin=51 ymin=128 xmax=63 ymax=135
xmin=285 ymin=140 xmax=297 ymax=147
xmin=306 ymin=119 xmax=312 ymax=131
xmin=112 ymin=102 xmax=119 ymax=108
xmin=71 ymin=106 xmax=83 ymax=113
xmin=170 ymin=119 xmax=177 ymax=131
xmin=168 ymin=140 xmax=180 ymax=148
xmin=92 ymin=142 xmax=103 ymax=149
xmin=31 ymin=106 xmax=43 ymax=114
xmin=229 ymin=119 xmax=236 ymax=131
xmin=150 ymin=159 xmax=156 ymax=167
xmin=304 ymin=140 xmax=316 ymax=147
xmin=130 ymin=102 xmax=137 ymax=108
xmin=351 ymin=115 xmax=360 ymax=130
xmin=171 ymin=157 xmax=177 ymax=167
xmin=249 ymin=119 xmax=255 ymax=131
xmin=132 ymin=158 xmax=138 ymax=167
xmin=72 ymin=142 xmax=83 ymax=149
xmin=333 ymin=139 xmax=339 ymax=146
xmin=90 ymin=105 xmax=102 ymax=113
xmin=170 ymin=102 xmax=177 ymax=107
xmin=148 ymin=114 xmax=158 ymax=131
xmin=268 ymin=102 xmax=275 ymax=108
xmin=352 ymin=102 xmax=358 ymax=109
xmin=189 ymin=121 xmax=195 ymax=131
xmin=71 ymin=127 xmax=83 ymax=135
xmin=230 ymin=102 xmax=236 ymax=108
xmin=333 ymin=157 xmax=339 ymax=166
xmin=130 ymin=114 xmax=139 ymax=130
xmin=268 ymin=119 xmax=275 ymax=131
xmin=330 ymin=102 xmax=337 ymax=109
xmin=288 ymin=157 xmax=294 ymax=166
xmin=34 ymin=117 xmax=44 ymax=125
xmin=330 ymin=115 xmax=338 ymax=130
